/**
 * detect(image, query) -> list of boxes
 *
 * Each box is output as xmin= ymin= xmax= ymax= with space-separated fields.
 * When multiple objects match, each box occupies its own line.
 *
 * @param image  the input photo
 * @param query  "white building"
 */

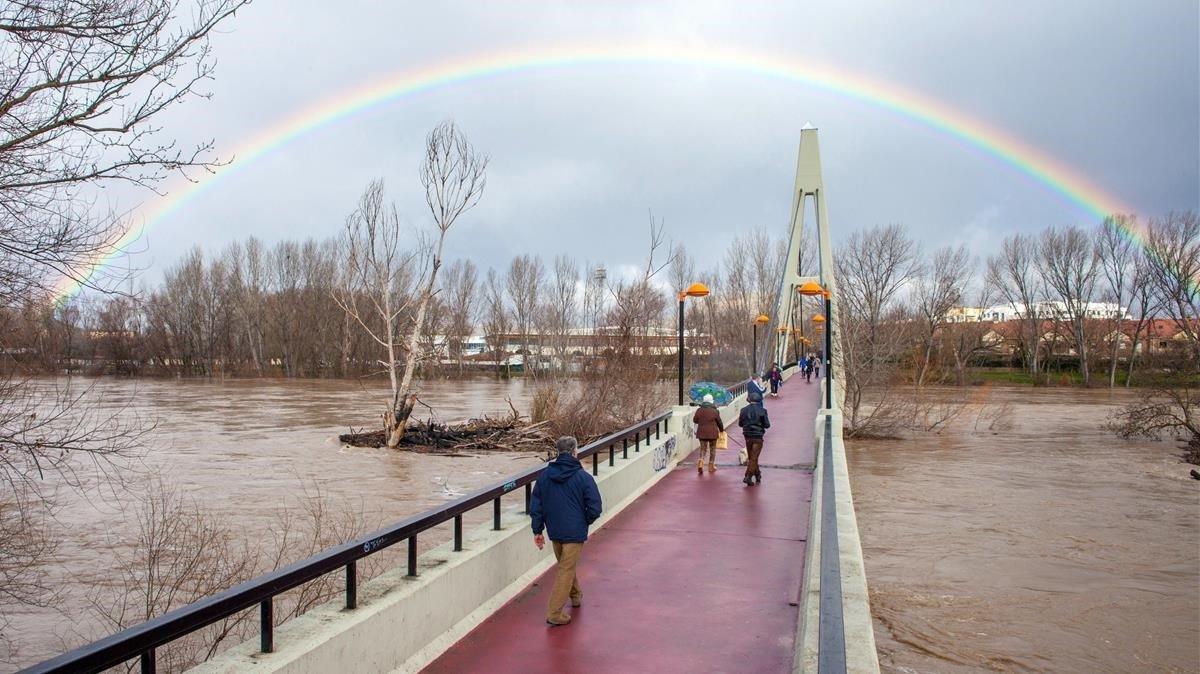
xmin=946 ymin=301 xmax=1128 ymax=323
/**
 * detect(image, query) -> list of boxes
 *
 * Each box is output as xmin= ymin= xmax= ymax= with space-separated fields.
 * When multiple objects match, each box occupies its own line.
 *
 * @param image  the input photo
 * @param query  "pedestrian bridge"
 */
xmin=21 ymin=128 xmax=878 ymax=674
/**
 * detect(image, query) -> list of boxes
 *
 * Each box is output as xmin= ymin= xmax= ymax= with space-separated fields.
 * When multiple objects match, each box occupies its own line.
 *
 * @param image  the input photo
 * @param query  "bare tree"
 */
xmin=668 ymin=242 xmax=695 ymax=297
xmin=835 ymin=224 xmax=919 ymax=435
xmin=440 ymin=259 xmax=478 ymax=375
xmin=1125 ymin=254 xmax=1161 ymax=386
xmin=946 ymin=321 xmax=991 ymax=386
xmin=912 ymin=245 xmax=972 ymax=387
xmin=84 ymin=477 xmax=375 ymax=673
xmin=337 ymin=123 xmax=487 ymax=446
xmin=334 ymin=181 xmax=420 ymax=444
xmin=483 ymin=268 xmax=511 ymax=375
xmin=222 ymin=238 xmax=267 ymax=375
xmin=0 ymin=0 xmax=250 ymax=303
xmin=1108 ymin=386 xmax=1199 ymax=465
xmin=505 ymin=254 xmax=545 ymax=373
xmin=547 ymin=255 xmax=579 ymax=376
xmin=541 ymin=222 xmax=675 ymax=438
xmin=987 ymin=234 xmax=1045 ymax=377
xmin=0 ymin=0 xmax=248 ymax=619
xmin=1038 ymin=225 xmax=1099 ymax=385
xmin=1095 ymin=215 xmax=1136 ymax=387
xmin=378 ymin=121 xmax=489 ymax=442
xmin=0 ymin=487 xmax=55 ymax=658
xmin=85 ymin=479 xmax=259 ymax=672
xmin=1144 ymin=211 xmax=1199 ymax=364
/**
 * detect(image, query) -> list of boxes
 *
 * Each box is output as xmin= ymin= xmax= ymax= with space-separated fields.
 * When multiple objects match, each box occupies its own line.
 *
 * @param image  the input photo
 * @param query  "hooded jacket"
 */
xmin=738 ymin=400 xmax=771 ymax=438
xmin=530 ymin=453 xmax=603 ymax=543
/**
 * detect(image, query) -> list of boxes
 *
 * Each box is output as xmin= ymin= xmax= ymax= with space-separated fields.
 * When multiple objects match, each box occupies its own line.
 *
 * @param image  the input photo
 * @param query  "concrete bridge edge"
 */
xmin=794 ymin=384 xmax=879 ymax=673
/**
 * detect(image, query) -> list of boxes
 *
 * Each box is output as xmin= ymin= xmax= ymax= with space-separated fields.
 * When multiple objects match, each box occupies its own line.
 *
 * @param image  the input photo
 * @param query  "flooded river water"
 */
xmin=3 ymin=377 xmax=542 ymax=671
xmin=847 ymin=386 xmax=1199 ymax=673
xmin=7 ymin=381 xmax=1198 ymax=672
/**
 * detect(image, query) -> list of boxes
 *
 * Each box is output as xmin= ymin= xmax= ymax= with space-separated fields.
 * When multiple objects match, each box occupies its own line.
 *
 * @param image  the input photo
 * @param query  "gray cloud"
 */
xmin=119 ymin=0 xmax=1198 ymax=283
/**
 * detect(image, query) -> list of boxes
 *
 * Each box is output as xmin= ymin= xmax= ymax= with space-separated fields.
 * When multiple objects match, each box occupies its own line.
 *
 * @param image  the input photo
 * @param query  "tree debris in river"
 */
xmin=340 ymin=402 xmax=556 ymax=454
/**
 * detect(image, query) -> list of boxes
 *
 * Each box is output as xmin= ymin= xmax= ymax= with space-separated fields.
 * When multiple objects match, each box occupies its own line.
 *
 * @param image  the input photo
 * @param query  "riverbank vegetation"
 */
xmin=835 ymin=213 xmax=1197 ymax=438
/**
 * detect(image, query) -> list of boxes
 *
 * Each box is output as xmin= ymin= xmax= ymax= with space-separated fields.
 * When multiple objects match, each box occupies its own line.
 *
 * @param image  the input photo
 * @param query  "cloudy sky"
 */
xmin=119 ymin=0 xmax=1198 ymax=284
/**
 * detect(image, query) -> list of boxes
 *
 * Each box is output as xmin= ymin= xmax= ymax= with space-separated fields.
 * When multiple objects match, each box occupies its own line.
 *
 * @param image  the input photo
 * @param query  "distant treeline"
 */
xmin=1 ymin=227 xmax=799 ymax=382
xmin=2 ymin=212 xmax=1194 ymax=396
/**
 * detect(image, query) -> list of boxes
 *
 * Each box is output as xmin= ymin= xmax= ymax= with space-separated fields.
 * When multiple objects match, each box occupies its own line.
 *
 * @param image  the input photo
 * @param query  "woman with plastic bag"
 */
xmin=691 ymin=393 xmax=724 ymax=475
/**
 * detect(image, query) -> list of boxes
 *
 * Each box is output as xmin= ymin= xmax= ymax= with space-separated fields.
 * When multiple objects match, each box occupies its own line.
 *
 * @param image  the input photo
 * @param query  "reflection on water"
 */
xmin=847 ymin=386 xmax=1199 ymax=674
xmin=4 ymin=377 xmax=542 ymax=670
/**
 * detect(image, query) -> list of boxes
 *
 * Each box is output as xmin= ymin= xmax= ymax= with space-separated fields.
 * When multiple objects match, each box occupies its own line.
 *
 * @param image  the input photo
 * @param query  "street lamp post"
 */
xmin=752 ymin=313 xmax=770 ymax=375
xmin=823 ymin=290 xmax=833 ymax=409
xmin=678 ymin=282 xmax=711 ymax=405
xmin=800 ymin=281 xmax=834 ymax=409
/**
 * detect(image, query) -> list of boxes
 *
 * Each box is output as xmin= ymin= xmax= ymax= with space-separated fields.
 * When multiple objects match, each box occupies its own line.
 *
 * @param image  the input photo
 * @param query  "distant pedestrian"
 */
xmin=531 ymin=436 xmax=603 ymax=626
xmin=814 ymin=356 xmax=821 ymax=379
xmin=803 ymin=356 xmax=813 ymax=383
xmin=738 ymin=391 xmax=771 ymax=486
xmin=692 ymin=393 xmax=724 ymax=474
xmin=768 ymin=363 xmax=783 ymax=397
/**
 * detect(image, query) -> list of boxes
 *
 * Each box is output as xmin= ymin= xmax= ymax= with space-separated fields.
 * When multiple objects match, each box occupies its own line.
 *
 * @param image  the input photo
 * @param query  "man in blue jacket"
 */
xmin=531 ymin=436 xmax=603 ymax=626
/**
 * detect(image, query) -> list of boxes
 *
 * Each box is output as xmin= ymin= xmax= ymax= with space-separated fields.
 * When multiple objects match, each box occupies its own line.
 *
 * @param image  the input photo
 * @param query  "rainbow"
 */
xmin=52 ymin=41 xmax=1151 ymax=303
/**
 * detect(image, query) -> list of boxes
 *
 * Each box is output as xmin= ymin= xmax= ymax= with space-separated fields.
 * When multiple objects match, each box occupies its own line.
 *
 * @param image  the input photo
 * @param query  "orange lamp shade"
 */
xmin=812 ymin=314 xmax=826 ymax=323
xmin=684 ymin=282 xmax=710 ymax=298
xmin=797 ymin=281 xmax=826 ymax=296
xmin=754 ymin=313 xmax=770 ymax=325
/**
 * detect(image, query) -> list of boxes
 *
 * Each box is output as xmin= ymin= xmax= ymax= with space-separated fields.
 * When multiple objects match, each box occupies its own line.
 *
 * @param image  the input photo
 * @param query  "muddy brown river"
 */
xmin=847 ymin=386 xmax=1200 ymax=673
xmin=5 ymin=381 xmax=1198 ymax=672
xmin=3 ymin=377 xmax=543 ymax=671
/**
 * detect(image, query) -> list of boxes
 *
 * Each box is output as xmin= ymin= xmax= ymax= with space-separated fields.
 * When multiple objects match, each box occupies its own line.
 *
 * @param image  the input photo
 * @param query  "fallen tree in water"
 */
xmin=340 ymin=402 xmax=556 ymax=453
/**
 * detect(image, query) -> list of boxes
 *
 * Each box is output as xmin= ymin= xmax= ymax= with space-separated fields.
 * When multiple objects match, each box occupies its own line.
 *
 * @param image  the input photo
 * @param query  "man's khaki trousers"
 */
xmin=548 ymin=541 xmax=583 ymax=622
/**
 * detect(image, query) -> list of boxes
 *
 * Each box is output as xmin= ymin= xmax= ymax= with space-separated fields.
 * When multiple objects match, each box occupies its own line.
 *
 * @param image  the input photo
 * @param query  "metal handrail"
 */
xmin=22 ymin=411 xmax=673 ymax=674
xmin=724 ymin=377 xmax=751 ymax=400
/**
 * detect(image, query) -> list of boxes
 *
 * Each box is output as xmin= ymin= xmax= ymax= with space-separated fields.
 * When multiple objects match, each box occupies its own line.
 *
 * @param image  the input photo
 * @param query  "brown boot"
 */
xmin=697 ymin=459 xmax=703 ymax=474
xmin=708 ymin=461 xmax=716 ymax=473
xmin=546 ymin=614 xmax=572 ymax=626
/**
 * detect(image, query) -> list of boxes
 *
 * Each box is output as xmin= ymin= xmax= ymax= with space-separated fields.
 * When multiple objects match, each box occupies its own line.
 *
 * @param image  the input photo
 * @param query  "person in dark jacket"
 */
xmin=768 ymin=363 xmax=783 ymax=396
xmin=530 ymin=436 xmax=603 ymax=626
xmin=748 ymin=374 xmax=768 ymax=400
xmin=692 ymin=393 xmax=724 ymax=474
xmin=738 ymin=391 xmax=771 ymax=486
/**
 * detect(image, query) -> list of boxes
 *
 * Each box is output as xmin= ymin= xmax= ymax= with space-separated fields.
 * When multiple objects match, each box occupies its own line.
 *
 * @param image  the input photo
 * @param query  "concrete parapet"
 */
xmin=795 ymin=408 xmax=878 ymax=674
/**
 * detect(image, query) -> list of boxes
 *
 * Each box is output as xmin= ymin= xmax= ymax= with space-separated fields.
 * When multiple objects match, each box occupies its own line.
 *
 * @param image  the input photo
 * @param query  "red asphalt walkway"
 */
xmin=424 ymin=380 xmax=818 ymax=674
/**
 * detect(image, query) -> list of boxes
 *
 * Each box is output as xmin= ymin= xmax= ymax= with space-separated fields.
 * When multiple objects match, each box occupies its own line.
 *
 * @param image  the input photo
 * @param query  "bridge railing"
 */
xmin=22 ymin=411 xmax=672 ymax=674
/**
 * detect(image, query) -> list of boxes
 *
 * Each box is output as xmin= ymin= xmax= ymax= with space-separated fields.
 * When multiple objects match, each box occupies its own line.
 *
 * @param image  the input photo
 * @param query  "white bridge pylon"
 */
xmin=769 ymin=124 xmax=836 ymax=370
